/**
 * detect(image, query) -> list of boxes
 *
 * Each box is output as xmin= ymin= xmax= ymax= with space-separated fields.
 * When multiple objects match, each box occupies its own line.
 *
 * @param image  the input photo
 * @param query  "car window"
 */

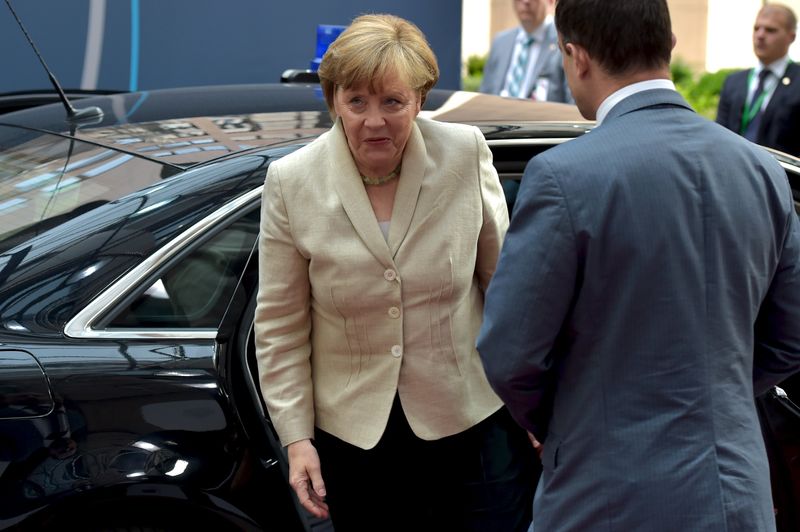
xmin=106 ymin=206 xmax=259 ymax=329
xmin=488 ymin=140 xmax=564 ymax=214
xmin=786 ymin=167 xmax=800 ymax=213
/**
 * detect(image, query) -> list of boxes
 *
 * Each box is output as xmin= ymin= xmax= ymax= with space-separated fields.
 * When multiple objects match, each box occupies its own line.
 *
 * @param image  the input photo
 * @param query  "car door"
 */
xmin=82 ymin=194 xmax=306 ymax=531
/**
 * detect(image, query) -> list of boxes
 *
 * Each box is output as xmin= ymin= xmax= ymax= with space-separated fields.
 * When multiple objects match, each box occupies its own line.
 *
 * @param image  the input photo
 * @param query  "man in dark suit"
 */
xmin=479 ymin=0 xmax=572 ymax=103
xmin=478 ymin=0 xmax=800 ymax=530
xmin=717 ymin=4 xmax=799 ymax=157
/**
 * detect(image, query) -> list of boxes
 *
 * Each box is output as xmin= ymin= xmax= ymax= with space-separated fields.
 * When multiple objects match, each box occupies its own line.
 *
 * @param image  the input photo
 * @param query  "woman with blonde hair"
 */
xmin=255 ymin=13 xmax=534 ymax=531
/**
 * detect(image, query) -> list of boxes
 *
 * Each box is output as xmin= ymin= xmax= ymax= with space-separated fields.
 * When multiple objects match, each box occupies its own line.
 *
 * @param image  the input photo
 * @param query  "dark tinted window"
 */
xmin=107 ymin=207 xmax=258 ymax=328
xmin=787 ymin=167 xmax=800 ymax=211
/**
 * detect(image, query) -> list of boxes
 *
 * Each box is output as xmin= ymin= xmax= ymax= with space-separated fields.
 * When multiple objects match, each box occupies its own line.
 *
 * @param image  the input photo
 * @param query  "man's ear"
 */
xmin=568 ymin=43 xmax=591 ymax=78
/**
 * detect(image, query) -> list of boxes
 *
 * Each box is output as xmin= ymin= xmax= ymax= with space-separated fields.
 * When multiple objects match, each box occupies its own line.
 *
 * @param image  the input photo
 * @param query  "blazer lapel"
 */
xmin=387 ymin=121 xmax=425 ymax=257
xmin=730 ymin=71 xmax=750 ymax=132
xmin=494 ymin=32 xmax=516 ymax=93
xmin=761 ymin=63 xmax=798 ymax=129
xmin=328 ymin=119 xmax=394 ymax=265
xmin=529 ymin=23 xmax=558 ymax=85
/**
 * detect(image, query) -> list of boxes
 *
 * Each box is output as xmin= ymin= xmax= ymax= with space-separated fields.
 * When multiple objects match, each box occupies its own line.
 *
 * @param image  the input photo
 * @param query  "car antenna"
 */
xmin=4 ymin=0 xmax=103 ymax=124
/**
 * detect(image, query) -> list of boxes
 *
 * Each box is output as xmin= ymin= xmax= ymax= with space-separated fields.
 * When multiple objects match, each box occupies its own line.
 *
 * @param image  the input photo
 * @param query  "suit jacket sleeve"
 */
xmin=479 ymin=47 xmax=500 ymax=94
xmin=716 ymin=75 xmax=736 ymax=131
xmin=475 ymin=129 xmax=510 ymax=292
xmin=254 ymin=162 xmax=314 ymax=446
xmin=477 ymin=155 xmax=577 ymax=438
xmin=754 ymin=209 xmax=800 ymax=395
xmin=479 ymin=32 xmax=511 ymax=95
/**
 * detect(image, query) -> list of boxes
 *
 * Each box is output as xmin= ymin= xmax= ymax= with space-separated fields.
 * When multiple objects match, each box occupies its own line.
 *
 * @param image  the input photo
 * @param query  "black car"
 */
xmin=0 ymin=83 xmax=798 ymax=531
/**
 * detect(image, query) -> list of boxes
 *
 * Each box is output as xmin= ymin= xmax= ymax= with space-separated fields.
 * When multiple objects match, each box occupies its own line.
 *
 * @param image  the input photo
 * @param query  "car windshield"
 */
xmin=0 ymin=124 xmax=173 ymax=252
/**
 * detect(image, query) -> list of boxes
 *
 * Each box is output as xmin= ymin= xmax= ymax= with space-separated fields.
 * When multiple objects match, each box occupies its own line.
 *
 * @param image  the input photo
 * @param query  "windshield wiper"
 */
xmin=4 ymin=0 xmax=103 ymax=125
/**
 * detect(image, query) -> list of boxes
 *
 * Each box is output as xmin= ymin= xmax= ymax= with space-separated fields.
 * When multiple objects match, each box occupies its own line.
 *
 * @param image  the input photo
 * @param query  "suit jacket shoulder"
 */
xmin=760 ymin=62 xmax=800 ymax=157
xmin=415 ymin=116 xmax=481 ymax=148
xmin=716 ymin=68 xmax=750 ymax=132
xmin=479 ymin=28 xmax=517 ymax=95
xmin=266 ymin=128 xmax=337 ymax=183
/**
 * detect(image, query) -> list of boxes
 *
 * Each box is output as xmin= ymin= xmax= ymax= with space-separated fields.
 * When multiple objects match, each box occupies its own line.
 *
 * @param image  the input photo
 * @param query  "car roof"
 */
xmin=0 ymin=83 xmax=591 ymax=165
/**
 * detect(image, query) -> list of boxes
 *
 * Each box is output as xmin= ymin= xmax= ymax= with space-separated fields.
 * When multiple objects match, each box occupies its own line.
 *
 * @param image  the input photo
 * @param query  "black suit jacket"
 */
xmin=717 ymin=62 xmax=800 ymax=158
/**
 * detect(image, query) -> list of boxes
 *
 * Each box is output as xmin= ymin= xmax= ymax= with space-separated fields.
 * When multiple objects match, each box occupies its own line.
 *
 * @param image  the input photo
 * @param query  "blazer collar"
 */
xmin=762 ymin=62 xmax=798 ymax=123
xmin=766 ymin=62 xmax=798 ymax=104
xmin=328 ymin=118 xmax=426 ymax=264
xmin=387 ymin=121 xmax=426 ymax=257
xmin=603 ymin=88 xmax=694 ymax=124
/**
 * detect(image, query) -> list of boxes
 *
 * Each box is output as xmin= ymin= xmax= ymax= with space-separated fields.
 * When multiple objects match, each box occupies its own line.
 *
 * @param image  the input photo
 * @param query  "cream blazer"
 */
xmin=254 ymin=116 xmax=508 ymax=450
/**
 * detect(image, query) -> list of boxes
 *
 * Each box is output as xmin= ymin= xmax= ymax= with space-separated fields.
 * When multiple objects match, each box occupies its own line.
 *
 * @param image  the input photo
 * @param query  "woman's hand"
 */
xmin=287 ymin=439 xmax=330 ymax=519
xmin=528 ymin=431 xmax=544 ymax=460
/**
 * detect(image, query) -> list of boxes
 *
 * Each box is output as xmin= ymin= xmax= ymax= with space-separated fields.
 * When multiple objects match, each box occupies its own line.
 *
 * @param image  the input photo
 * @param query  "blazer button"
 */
xmin=388 ymin=306 xmax=401 ymax=318
xmin=391 ymin=345 xmax=402 ymax=358
xmin=384 ymin=269 xmax=397 ymax=281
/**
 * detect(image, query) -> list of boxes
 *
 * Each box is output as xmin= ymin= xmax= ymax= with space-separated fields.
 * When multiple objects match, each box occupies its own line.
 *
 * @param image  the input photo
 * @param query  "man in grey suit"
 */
xmin=479 ymin=0 xmax=571 ymax=103
xmin=477 ymin=0 xmax=800 ymax=530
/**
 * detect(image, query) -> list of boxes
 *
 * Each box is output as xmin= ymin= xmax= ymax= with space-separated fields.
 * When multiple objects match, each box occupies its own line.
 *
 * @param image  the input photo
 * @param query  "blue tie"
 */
xmin=743 ymin=69 xmax=771 ymax=142
xmin=508 ymin=37 xmax=534 ymax=98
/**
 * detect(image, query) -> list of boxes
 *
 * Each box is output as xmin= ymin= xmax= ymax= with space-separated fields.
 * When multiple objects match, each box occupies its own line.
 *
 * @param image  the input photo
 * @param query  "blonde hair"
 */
xmin=317 ymin=14 xmax=440 ymax=115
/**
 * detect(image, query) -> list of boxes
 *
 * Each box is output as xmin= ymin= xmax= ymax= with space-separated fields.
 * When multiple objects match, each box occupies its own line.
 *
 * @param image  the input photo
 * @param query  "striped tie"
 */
xmin=508 ymin=36 xmax=534 ymax=98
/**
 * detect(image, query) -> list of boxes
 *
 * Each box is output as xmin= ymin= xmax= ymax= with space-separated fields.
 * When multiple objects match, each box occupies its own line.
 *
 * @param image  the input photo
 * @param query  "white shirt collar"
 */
xmin=596 ymin=79 xmax=677 ymax=126
xmin=757 ymin=55 xmax=791 ymax=78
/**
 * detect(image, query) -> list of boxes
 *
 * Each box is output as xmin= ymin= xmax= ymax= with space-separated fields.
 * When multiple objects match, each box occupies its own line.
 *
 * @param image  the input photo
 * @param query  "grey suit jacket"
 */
xmin=478 ymin=89 xmax=800 ymax=531
xmin=255 ymin=117 xmax=507 ymax=450
xmin=479 ymin=21 xmax=572 ymax=103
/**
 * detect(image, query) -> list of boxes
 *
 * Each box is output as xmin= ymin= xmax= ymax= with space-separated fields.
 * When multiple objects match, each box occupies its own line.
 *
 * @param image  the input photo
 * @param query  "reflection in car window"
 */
xmin=107 ymin=207 xmax=258 ymax=328
xmin=0 ymin=124 xmax=175 ymax=252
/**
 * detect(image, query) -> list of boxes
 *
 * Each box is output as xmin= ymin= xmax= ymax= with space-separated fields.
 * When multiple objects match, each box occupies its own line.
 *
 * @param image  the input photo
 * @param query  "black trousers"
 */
xmin=313 ymin=397 xmax=536 ymax=532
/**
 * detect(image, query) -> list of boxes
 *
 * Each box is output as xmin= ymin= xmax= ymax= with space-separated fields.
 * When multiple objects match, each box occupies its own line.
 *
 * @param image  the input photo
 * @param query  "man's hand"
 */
xmin=287 ymin=439 xmax=329 ymax=519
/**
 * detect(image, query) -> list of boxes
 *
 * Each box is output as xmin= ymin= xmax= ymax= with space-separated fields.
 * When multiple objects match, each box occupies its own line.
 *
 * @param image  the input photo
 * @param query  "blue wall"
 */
xmin=1 ymin=0 xmax=462 ymax=93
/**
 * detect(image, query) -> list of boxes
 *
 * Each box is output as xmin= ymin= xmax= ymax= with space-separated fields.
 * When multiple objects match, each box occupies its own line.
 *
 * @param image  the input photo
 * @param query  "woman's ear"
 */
xmin=331 ymin=87 xmax=341 ymax=117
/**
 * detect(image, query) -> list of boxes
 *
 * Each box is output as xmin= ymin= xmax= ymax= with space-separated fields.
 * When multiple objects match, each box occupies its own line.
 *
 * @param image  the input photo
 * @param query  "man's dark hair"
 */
xmin=555 ymin=0 xmax=673 ymax=76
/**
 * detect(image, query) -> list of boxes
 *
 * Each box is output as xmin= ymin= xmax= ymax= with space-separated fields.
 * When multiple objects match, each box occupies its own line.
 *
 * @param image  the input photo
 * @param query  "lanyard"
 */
xmin=740 ymin=60 xmax=793 ymax=134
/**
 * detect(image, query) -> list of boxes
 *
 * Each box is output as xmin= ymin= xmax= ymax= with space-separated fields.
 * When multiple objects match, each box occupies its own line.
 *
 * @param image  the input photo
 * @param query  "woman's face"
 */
xmin=333 ymin=71 xmax=421 ymax=176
